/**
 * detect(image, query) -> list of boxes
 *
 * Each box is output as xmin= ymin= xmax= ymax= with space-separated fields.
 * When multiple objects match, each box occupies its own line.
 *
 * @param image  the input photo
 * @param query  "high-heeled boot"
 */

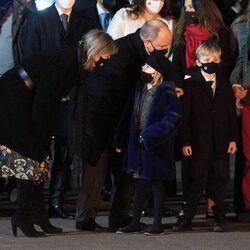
xmin=31 ymin=181 xmax=63 ymax=234
xmin=12 ymin=179 xmax=44 ymax=237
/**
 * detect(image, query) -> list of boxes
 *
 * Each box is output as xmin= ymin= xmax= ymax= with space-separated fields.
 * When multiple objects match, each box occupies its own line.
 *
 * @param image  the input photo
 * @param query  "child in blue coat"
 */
xmin=114 ymin=52 xmax=182 ymax=235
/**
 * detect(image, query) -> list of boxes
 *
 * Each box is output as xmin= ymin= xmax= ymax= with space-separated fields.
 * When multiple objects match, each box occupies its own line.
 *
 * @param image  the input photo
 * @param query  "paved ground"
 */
xmin=1 ymin=214 xmax=250 ymax=250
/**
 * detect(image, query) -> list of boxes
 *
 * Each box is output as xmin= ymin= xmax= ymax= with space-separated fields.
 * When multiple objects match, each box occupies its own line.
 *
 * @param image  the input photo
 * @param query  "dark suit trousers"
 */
xmin=183 ymin=158 xmax=230 ymax=221
xmin=49 ymin=136 xmax=72 ymax=206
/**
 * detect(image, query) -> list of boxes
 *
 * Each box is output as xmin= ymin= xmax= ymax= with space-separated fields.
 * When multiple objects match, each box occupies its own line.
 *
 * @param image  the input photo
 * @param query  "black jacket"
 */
xmin=0 ymin=47 xmax=80 ymax=162
xmin=180 ymin=68 xmax=238 ymax=160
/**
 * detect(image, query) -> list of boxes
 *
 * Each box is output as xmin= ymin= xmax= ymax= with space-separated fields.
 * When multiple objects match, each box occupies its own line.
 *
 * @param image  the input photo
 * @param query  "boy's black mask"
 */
xmin=140 ymin=71 xmax=153 ymax=83
xmin=95 ymin=57 xmax=109 ymax=67
xmin=184 ymin=11 xmax=198 ymax=25
xmin=200 ymin=61 xmax=219 ymax=74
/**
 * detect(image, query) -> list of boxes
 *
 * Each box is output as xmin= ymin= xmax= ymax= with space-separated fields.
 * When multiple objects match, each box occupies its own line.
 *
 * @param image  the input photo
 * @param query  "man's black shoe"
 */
xmin=48 ymin=205 xmax=75 ymax=219
xmin=75 ymin=220 xmax=103 ymax=231
xmin=172 ymin=217 xmax=192 ymax=231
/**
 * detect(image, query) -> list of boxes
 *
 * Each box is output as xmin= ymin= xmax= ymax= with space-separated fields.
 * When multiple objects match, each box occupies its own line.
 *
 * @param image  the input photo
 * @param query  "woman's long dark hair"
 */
xmin=173 ymin=0 xmax=226 ymax=47
xmin=127 ymin=0 xmax=180 ymax=20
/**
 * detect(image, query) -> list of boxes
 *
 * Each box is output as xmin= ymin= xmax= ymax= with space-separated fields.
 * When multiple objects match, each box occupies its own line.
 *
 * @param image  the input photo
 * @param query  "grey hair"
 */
xmin=140 ymin=19 xmax=170 ymax=41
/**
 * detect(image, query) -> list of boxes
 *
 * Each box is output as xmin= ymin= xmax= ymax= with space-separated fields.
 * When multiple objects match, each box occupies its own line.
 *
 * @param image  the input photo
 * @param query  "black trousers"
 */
xmin=49 ymin=136 xmax=72 ymax=207
xmin=183 ymin=158 xmax=230 ymax=221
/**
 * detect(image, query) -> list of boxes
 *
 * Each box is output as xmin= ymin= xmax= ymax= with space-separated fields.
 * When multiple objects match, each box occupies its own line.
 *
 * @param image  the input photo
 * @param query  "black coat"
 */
xmin=180 ymin=69 xmax=238 ymax=160
xmin=21 ymin=4 xmax=89 ymax=56
xmin=84 ymin=29 xmax=148 ymax=165
xmin=171 ymin=28 xmax=233 ymax=88
xmin=20 ymin=4 xmax=90 ymax=136
xmin=0 ymin=47 xmax=80 ymax=162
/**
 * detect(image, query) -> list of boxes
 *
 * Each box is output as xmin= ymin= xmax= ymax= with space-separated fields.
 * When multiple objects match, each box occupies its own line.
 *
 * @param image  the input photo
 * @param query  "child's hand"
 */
xmin=175 ymin=87 xmax=184 ymax=97
xmin=227 ymin=141 xmax=237 ymax=154
xmin=116 ymin=148 xmax=122 ymax=153
xmin=182 ymin=146 xmax=192 ymax=156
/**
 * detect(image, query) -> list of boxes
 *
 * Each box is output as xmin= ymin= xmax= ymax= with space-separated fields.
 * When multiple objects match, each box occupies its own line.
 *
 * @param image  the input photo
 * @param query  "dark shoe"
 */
xmin=11 ymin=214 xmax=45 ymax=237
xmin=75 ymin=219 xmax=103 ymax=231
xmin=116 ymin=224 xmax=142 ymax=234
xmin=32 ymin=212 xmax=63 ymax=234
xmin=172 ymin=217 xmax=192 ymax=231
xmin=109 ymin=216 xmax=132 ymax=229
xmin=49 ymin=205 xmax=74 ymax=219
xmin=213 ymin=218 xmax=226 ymax=232
xmin=144 ymin=228 xmax=164 ymax=236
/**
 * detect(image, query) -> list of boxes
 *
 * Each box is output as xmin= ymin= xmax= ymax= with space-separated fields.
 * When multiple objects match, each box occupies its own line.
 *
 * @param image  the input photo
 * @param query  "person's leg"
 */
xmin=75 ymin=149 xmax=108 ymax=230
xmin=49 ymin=136 xmax=73 ymax=219
xmin=117 ymin=179 xmax=148 ymax=233
xmin=210 ymin=159 xmax=230 ymax=232
xmin=173 ymin=160 xmax=209 ymax=231
xmin=147 ymin=179 xmax=165 ymax=234
xmin=109 ymin=149 xmax=135 ymax=228
xmin=12 ymin=179 xmax=44 ymax=237
xmin=31 ymin=181 xmax=62 ymax=233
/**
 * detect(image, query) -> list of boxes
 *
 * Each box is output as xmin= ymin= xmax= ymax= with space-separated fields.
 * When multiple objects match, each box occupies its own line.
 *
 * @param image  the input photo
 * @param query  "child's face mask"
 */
xmin=199 ymin=61 xmax=219 ymax=74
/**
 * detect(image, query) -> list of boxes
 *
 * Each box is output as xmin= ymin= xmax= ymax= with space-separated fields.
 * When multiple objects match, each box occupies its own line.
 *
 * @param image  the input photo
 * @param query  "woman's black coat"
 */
xmin=0 ymin=47 xmax=79 ymax=162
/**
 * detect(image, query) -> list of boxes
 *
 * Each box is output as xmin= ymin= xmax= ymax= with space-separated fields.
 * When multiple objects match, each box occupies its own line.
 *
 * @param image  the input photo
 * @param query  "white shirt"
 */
xmin=55 ymin=3 xmax=72 ymax=22
xmin=107 ymin=7 xmax=173 ymax=40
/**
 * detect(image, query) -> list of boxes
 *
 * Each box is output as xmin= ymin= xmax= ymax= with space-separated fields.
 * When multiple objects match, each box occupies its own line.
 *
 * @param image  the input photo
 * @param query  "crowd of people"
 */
xmin=0 ymin=0 xmax=250 ymax=237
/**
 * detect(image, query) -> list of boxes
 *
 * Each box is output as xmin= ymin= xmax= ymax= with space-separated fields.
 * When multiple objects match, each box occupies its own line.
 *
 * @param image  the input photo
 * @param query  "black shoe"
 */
xmin=75 ymin=219 xmax=103 ymax=231
xmin=172 ymin=217 xmax=192 ymax=231
xmin=109 ymin=216 xmax=132 ymax=229
xmin=49 ymin=205 xmax=74 ymax=219
xmin=144 ymin=228 xmax=164 ymax=236
xmin=116 ymin=224 xmax=142 ymax=234
xmin=213 ymin=218 xmax=226 ymax=232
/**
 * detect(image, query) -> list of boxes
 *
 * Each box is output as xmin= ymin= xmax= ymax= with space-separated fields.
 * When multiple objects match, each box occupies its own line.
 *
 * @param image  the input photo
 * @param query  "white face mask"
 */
xmin=145 ymin=0 xmax=164 ymax=14
xmin=56 ymin=0 xmax=75 ymax=9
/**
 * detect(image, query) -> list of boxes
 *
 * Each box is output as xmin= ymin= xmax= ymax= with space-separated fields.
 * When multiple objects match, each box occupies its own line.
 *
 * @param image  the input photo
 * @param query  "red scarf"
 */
xmin=184 ymin=24 xmax=211 ymax=68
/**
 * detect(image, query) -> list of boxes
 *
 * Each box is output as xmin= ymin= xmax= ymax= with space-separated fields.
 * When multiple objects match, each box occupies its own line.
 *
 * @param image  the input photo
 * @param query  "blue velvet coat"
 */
xmin=114 ymin=81 xmax=182 ymax=179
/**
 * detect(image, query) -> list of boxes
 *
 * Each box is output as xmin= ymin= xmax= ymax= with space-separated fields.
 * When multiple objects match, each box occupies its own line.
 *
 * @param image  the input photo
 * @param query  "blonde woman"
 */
xmin=0 ymin=29 xmax=117 ymax=237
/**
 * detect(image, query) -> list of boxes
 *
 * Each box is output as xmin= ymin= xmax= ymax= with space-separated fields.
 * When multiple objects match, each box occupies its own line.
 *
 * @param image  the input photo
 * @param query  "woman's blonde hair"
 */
xmin=80 ymin=29 xmax=118 ymax=71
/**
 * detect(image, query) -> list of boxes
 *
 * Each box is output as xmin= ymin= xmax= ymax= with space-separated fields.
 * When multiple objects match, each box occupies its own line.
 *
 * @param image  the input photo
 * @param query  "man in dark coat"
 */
xmin=21 ymin=0 xmax=91 ymax=219
xmin=75 ymin=19 xmax=173 ymax=230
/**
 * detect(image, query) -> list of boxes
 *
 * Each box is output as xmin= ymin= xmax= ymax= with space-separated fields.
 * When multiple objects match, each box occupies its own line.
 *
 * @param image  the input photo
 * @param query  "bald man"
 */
xmin=75 ymin=20 xmax=173 ymax=231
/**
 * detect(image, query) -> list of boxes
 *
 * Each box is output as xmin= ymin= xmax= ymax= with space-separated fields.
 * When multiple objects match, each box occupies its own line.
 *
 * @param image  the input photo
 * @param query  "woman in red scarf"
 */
xmin=171 ymin=0 xmax=233 ymax=220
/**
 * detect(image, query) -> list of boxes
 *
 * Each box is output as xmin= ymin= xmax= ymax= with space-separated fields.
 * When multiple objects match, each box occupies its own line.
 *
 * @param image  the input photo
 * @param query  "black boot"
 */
xmin=12 ymin=179 xmax=44 ymax=237
xmin=31 ymin=182 xmax=63 ymax=234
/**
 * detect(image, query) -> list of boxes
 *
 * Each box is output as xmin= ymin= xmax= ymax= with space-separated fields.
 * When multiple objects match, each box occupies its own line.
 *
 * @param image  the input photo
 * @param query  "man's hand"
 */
xmin=182 ymin=146 xmax=192 ymax=156
xmin=227 ymin=141 xmax=237 ymax=154
xmin=116 ymin=148 xmax=122 ymax=153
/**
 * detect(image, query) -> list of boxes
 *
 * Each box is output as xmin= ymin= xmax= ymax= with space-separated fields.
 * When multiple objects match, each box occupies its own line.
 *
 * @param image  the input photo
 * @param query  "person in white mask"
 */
xmin=107 ymin=0 xmax=180 ymax=40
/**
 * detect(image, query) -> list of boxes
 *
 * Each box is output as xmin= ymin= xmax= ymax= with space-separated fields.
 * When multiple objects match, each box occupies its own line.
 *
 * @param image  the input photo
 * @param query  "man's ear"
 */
xmin=143 ymin=39 xmax=153 ymax=54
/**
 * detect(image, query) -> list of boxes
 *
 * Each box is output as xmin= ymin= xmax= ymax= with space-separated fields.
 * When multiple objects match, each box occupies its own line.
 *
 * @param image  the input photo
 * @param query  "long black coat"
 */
xmin=180 ymin=69 xmax=238 ymax=160
xmin=84 ymin=29 xmax=148 ymax=165
xmin=0 ymin=47 xmax=79 ymax=162
xmin=20 ymin=3 xmax=90 ymax=136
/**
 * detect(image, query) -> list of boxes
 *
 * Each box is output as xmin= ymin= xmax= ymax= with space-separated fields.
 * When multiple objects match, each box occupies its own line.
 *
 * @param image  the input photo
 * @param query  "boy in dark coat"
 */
xmin=173 ymin=42 xmax=238 ymax=232
xmin=114 ymin=52 xmax=182 ymax=235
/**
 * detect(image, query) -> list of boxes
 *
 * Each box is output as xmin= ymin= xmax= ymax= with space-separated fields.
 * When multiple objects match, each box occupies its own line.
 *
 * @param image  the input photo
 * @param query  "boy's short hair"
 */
xmin=195 ymin=42 xmax=222 ymax=61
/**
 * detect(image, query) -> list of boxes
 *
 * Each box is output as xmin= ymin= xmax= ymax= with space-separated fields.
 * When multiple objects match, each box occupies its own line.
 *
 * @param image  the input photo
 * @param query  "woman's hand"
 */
xmin=227 ymin=141 xmax=237 ymax=154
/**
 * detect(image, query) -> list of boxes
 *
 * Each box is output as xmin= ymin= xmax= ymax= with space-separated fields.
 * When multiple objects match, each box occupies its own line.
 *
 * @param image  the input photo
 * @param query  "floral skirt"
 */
xmin=0 ymin=145 xmax=50 ymax=181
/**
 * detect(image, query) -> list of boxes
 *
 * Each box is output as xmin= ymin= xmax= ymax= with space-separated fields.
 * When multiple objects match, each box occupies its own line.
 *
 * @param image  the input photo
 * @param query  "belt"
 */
xmin=16 ymin=65 xmax=33 ymax=90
